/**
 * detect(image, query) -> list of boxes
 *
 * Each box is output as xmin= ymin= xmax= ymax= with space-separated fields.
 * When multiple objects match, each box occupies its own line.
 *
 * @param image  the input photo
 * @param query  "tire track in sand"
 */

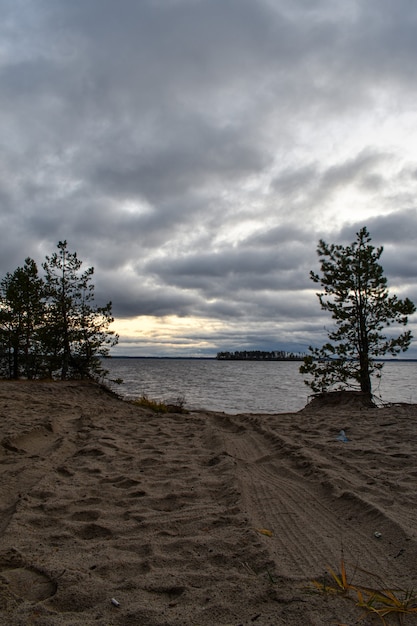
xmin=207 ymin=412 xmax=417 ymax=584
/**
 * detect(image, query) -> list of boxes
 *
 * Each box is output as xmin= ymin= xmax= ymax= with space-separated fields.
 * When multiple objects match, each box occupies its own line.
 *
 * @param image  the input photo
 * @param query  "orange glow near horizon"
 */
xmin=110 ymin=315 xmax=226 ymax=352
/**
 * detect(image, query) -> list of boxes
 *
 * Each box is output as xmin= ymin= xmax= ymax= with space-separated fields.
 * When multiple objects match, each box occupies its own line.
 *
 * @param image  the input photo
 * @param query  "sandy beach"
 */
xmin=1 ymin=381 xmax=417 ymax=625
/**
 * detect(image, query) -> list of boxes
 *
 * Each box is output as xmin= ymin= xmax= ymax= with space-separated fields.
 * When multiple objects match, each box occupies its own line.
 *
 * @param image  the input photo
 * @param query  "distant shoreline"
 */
xmin=106 ymin=356 xmax=417 ymax=362
xmin=106 ymin=356 xmax=216 ymax=360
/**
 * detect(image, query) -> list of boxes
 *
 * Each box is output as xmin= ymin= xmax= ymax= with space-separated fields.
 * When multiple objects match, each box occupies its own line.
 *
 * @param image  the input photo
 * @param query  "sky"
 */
xmin=1 ymin=0 xmax=417 ymax=357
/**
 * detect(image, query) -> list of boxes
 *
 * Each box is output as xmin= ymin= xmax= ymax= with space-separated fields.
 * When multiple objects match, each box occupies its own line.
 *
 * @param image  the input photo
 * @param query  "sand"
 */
xmin=0 ymin=381 xmax=417 ymax=625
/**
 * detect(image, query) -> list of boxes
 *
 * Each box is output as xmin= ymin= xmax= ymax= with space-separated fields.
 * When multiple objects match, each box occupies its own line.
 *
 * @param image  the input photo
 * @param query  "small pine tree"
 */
xmin=300 ymin=227 xmax=416 ymax=397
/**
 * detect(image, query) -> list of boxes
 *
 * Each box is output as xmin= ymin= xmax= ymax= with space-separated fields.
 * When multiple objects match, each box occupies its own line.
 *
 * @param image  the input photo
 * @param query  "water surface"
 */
xmin=104 ymin=358 xmax=417 ymax=414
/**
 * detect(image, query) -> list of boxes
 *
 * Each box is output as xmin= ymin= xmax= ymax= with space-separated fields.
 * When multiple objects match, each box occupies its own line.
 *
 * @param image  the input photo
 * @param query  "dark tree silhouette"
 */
xmin=300 ymin=227 xmax=415 ymax=397
xmin=0 ymin=258 xmax=45 ymax=379
xmin=42 ymin=241 xmax=118 ymax=379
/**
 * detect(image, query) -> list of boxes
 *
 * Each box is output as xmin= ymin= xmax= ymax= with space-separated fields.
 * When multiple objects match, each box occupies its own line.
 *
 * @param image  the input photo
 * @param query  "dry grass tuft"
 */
xmin=312 ymin=557 xmax=417 ymax=625
xmin=132 ymin=394 xmax=187 ymax=414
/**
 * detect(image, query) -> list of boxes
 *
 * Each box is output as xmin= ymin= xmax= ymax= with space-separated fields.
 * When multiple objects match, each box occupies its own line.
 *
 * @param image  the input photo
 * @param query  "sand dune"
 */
xmin=0 ymin=380 xmax=417 ymax=625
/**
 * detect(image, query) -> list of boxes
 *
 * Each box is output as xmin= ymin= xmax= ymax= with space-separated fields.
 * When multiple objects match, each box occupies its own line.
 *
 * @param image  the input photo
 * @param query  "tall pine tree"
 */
xmin=0 ymin=258 xmax=45 ymax=379
xmin=42 ymin=241 xmax=117 ymax=380
xmin=300 ymin=227 xmax=416 ymax=397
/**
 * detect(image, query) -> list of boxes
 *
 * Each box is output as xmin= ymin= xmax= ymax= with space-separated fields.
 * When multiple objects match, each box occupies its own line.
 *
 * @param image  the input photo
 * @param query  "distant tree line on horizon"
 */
xmin=0 ymin=241 xmax=118 ymax=381
xmin=216 ymin=350 xmax=306 ymax=361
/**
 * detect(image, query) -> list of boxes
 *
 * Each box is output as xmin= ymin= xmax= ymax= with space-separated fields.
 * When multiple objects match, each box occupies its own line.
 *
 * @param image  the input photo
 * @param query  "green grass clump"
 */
xmin=133 ymin=394 xmax=187 ymax=414
xmin=312 ymin=557 xmax=417 ymax=624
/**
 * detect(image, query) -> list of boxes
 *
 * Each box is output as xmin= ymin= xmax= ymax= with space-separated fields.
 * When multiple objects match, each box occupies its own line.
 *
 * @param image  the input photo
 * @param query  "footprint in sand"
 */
xmin=0 ymin=566 xmax=57 ymax=601
xmin=0 ymin=552 xmax=57 ymax=601
xmin=3 ymin=426 xmax=60 ymax=457
xmin=70 ymin=510 xmax=100 ymax=522
xmin=128 ymin=489 xmax=147 ymax=498
xmin=78 ymin=497 xmax=103 ymax=506
xmin=75 ymin=523 xmax=113 ymax=540
xmin=112 ymin=477 xmax=141 ymax=489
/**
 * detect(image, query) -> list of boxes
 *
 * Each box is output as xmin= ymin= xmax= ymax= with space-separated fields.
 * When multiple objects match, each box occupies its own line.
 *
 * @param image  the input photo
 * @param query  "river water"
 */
xmin=103 ymin=358 xmax=417 ymax=414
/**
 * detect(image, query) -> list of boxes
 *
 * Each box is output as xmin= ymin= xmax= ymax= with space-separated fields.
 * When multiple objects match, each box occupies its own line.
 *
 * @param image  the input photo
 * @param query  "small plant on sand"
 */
xmin=312 ymin=557 xmax=417 ymax=624
xmin=133 ymin=394 xmax=187 ymax=414
xmin=165 ymin=395 xmax=187 ymax=413
xmin=133 ymin=394 xmax=168 ymax=413
xmin=312 ymin=557 xmax=353 ymax=596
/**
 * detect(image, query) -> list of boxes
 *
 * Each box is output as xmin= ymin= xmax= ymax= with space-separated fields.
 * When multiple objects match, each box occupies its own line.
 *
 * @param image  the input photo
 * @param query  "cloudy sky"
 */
xmin=1 ymin=0 xmax=417 ymax=357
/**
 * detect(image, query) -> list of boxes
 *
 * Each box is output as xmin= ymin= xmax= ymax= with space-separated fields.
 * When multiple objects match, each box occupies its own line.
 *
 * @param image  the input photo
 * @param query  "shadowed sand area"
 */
xmin=1 ymin=380 xmax=417 ymax=625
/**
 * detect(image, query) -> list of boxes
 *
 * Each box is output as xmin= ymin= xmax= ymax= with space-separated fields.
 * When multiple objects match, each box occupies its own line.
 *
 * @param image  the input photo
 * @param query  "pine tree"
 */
xmin=42 ymin=241 xmax=118 ymax=379
xmin=0 ymin=258 xmax=45 ymax=379
xmin=300 ymin=227 xmax=416 ymax=397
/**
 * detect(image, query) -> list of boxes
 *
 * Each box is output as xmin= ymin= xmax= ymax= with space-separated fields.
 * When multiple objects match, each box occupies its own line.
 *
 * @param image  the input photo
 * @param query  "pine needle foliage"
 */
xmin=300 ymin=227 xmax=415 ymax=396
xmin=0 ymin=241 xmax=118 ymax=380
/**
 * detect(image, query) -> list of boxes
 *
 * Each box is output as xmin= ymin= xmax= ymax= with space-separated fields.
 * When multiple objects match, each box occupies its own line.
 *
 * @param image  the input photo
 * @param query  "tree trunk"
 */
xmin=12 ymin=337 xmax=19 ymax=379
xmin=359 ymin=352 xmax=372 ymax=395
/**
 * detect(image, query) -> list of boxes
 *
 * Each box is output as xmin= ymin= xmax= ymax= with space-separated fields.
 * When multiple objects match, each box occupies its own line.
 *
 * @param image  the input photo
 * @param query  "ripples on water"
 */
xmin=104 ymin=358 xmax=417 ymax=414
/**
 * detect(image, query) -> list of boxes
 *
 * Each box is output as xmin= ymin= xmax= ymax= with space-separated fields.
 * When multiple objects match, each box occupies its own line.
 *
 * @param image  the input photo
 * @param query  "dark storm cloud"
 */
xmin=362 ymin=210 xmax=417 ymax=246
xmin=0 ymin=0 xmax=416 ymax=355
xmin=144 ymin=231 xmax=314 ymax=301
xmin=341 ymin=211 xmax=417 ymax=293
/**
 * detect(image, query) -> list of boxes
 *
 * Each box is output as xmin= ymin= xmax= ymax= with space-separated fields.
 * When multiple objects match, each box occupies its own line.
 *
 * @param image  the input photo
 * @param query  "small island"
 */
xmin=216 ymin=350 xmax=306 ymax=361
